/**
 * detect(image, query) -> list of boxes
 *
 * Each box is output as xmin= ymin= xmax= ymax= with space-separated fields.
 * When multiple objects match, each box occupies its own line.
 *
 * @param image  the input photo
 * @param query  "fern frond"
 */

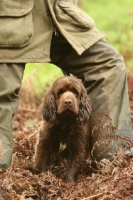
xmin=94 ymin=148 xmax=127 ymax=175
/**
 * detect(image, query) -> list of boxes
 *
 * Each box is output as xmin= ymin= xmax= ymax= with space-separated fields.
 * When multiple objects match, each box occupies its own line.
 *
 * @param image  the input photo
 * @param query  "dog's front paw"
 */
xmin=64 ymin=173 xmax=77 ymax=183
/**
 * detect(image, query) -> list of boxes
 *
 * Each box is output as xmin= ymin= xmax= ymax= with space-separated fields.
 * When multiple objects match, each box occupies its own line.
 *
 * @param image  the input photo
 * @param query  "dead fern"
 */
xmin=94 ymin=148 xmax=127 ymax=175
xmin=91 ymin=133 xmax=133 ymax=157
xmin=92 ymin=112 xmax=118 ymax=136
xmin=91 ymin=112 xmax=133 ymax=175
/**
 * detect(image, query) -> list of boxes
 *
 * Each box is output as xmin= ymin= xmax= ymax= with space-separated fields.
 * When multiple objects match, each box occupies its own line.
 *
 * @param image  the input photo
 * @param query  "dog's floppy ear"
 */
xmin=42 ymin=88 xmax=57 ymax=123
xmin=77 ymin=86 xmax=92 ymax=122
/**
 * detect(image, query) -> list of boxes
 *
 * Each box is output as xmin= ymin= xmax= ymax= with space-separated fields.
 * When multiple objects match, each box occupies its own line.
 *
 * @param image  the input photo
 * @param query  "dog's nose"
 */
xmin=64 ymin=99 xmax=72 ymax=105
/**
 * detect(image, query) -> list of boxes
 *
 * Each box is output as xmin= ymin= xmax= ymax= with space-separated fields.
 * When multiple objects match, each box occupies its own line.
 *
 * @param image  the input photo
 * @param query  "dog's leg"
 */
xmin=34 ymin=138 xmax=50 ymax=172
xmin=64 ymin=125 xmax=89 ymax=183
xmin=65 ymin=166 xmax=80 ymax=183
xmin=65 ymin=152 xmax=85 ymax=183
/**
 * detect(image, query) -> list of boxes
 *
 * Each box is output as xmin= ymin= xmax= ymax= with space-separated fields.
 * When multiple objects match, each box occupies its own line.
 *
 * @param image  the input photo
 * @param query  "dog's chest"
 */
xmin=59 ymin=142 xmax=67 ymax=152
xmin=51 ymin=123 xmax=76 ymax=153
xmin=58 ymin=127 xmax=73 ymax=152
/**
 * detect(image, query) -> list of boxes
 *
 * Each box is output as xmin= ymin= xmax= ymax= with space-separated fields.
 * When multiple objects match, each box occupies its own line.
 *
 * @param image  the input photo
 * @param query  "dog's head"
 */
xmin=42 ymin=76 xmax=92 ymax=123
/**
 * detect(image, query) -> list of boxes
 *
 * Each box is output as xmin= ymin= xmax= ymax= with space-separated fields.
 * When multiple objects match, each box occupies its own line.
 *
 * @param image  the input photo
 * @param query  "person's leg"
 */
xmin=50 ymin=34 xmax=133 ymax=161
xmin=0 ymin=63 xmax=25 ymax=168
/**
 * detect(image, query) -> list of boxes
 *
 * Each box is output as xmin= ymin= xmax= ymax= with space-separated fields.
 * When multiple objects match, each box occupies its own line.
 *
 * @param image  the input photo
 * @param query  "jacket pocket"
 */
xmin=0 ymin=0 xmax=34 ymax=48
xmin=57 ymin=0 xmax=95 ymax=30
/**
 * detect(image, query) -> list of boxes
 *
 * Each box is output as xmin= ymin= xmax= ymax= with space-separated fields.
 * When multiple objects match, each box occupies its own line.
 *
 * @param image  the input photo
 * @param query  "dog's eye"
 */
xmin=72 ymin=88 xmax=79 ymax=97
xmin=57 ymin=89 xmax=63 ymax=97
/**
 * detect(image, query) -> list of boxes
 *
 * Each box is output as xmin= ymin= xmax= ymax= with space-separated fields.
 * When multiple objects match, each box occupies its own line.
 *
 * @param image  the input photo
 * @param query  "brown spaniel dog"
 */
xmin=34 ymin=76 xmax=92 ymax=183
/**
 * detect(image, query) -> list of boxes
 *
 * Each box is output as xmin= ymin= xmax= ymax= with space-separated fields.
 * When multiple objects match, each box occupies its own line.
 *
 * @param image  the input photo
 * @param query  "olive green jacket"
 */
xmin=0 ymin=0 xmax=103 ymax=63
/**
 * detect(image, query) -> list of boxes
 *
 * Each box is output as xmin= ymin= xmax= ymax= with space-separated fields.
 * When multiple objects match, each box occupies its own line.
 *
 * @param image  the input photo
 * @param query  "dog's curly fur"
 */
xmin=34 ymin=76 xmax=92 ymax=182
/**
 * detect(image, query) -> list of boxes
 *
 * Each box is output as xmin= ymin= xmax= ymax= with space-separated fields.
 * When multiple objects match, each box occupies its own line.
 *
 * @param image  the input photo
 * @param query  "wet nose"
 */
xmin=64 ymin=99 xmax=72 ymax=105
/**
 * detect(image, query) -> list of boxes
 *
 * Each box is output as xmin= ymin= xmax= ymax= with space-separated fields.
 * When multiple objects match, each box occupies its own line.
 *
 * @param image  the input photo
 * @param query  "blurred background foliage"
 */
xmin=23 ymin=0 xmax=133 ymax=97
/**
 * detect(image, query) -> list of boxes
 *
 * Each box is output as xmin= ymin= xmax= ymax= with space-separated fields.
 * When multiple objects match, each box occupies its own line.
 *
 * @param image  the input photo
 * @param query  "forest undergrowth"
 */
xmin=0 ymin=71 xmax=133 ymax=200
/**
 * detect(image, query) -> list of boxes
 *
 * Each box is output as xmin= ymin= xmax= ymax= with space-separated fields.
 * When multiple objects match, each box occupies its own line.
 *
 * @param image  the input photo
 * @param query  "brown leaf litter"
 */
xmin=0 ymin=71 xmax=133 ymax=200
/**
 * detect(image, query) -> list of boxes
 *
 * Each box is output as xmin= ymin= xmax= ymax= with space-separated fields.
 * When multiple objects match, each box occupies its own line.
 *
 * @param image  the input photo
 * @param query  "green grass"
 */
xmin=83 ymin=0 xmax=133 ymax=70
xmin=83 ymin=0 xmax=133 ymax=32
xmin=22 ymin=63 xmax=63 ymax=96
xmin=23 ymin=0 xmax=133 ymax=96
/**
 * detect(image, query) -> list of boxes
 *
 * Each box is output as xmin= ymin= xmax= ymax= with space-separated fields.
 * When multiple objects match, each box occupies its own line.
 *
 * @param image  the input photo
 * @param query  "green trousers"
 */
xmin=0 ymin=37 xmax=132 ymax=168
xmin=0 ymin=64 xmax=24 ymax=168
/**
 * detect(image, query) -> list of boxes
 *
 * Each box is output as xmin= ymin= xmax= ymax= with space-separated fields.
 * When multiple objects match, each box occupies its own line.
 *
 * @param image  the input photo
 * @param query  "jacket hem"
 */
xmin=0 ymin=59 xmax=51 ymax=64
xmin=75 ymin=35 xmax=103 ymax=55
